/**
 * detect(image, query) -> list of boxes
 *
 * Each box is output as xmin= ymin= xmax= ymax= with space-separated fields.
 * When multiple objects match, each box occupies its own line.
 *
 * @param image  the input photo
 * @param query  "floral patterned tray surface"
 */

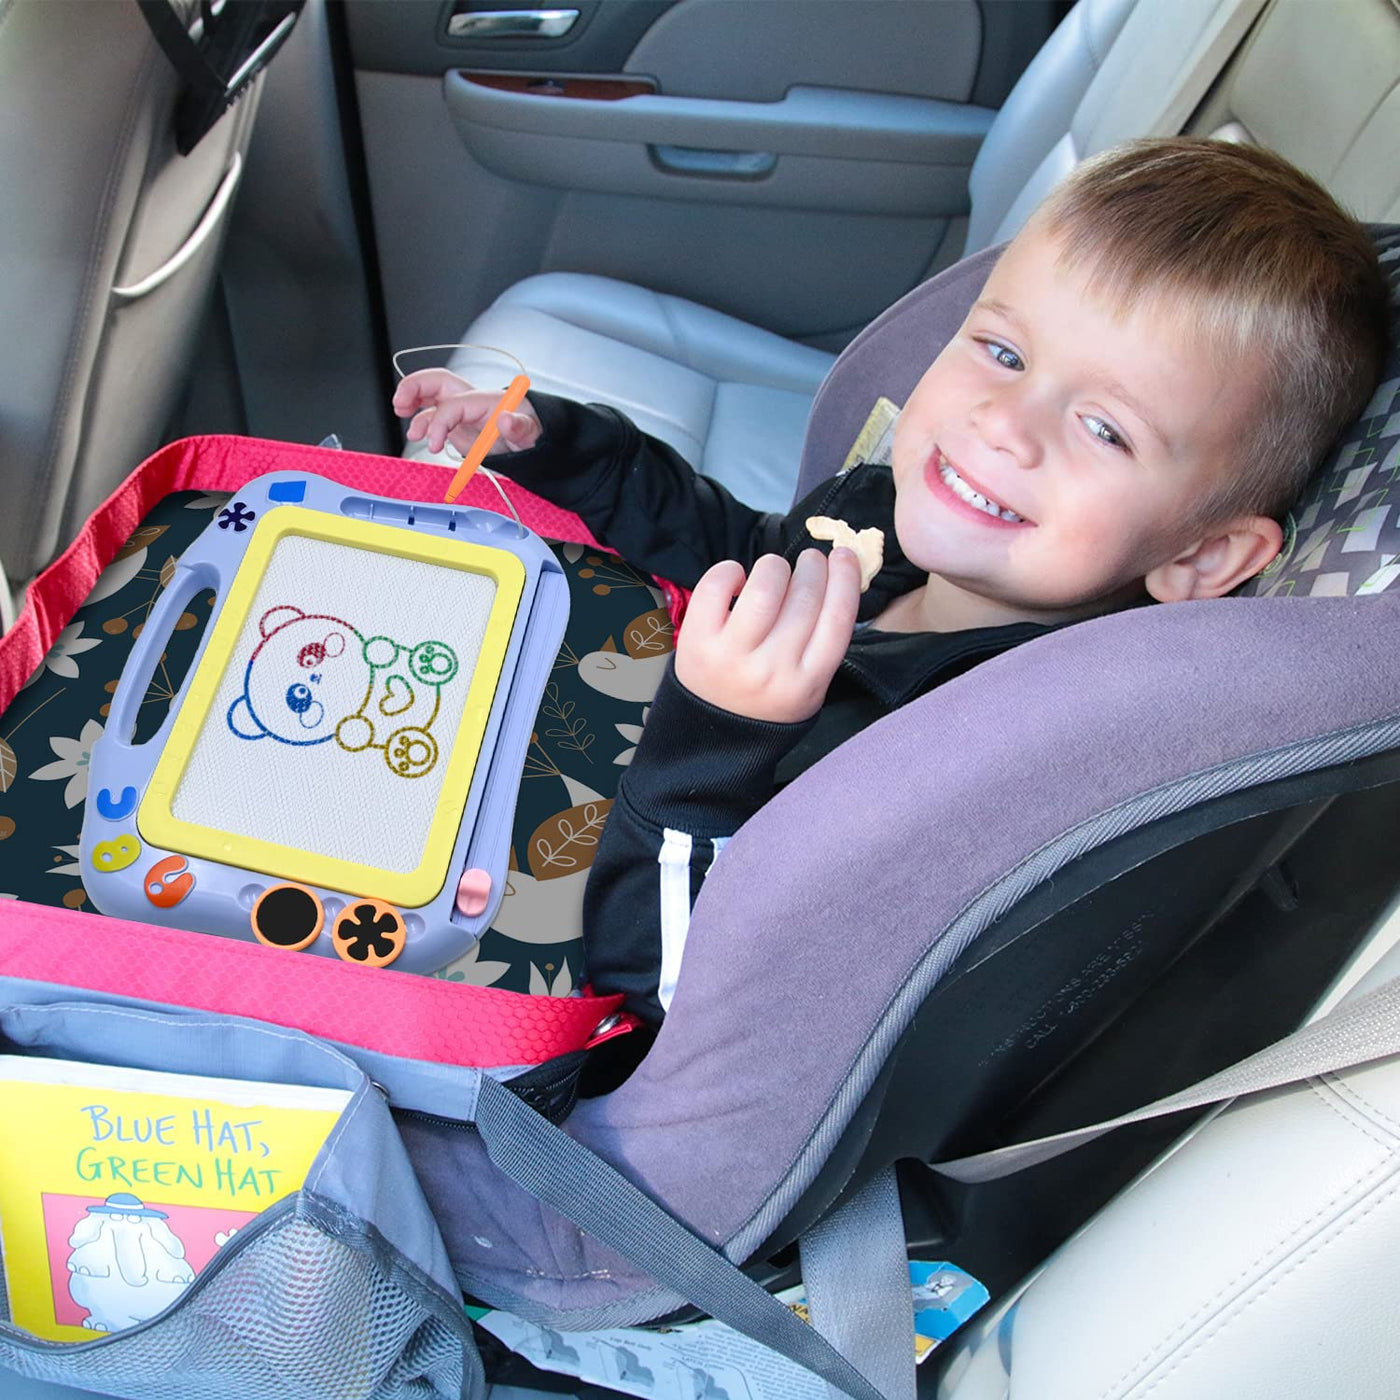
xmin=0 ymin=492 xmax=669 ymax=996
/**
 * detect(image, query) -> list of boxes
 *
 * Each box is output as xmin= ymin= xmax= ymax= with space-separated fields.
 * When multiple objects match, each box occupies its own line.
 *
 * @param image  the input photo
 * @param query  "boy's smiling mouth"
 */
xmin=932 ymin=449 xmax=1031 ymax=525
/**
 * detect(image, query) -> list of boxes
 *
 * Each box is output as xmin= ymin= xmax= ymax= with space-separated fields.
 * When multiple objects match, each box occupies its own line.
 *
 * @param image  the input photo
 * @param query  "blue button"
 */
xmin=268 ymin=480 xmax=308 ymax=503
xmin=95 ymin=786 xmax=139 ymax=820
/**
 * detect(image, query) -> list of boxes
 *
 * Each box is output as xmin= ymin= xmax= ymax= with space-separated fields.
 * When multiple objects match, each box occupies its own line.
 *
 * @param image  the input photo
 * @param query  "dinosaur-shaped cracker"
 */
xmin=805 ymin=516 xmax=885 ymax=591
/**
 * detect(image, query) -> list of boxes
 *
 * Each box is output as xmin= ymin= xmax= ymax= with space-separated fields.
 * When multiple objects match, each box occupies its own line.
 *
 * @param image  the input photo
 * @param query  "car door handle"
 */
xmin=447 ymin=9 xmax=580 ymax=40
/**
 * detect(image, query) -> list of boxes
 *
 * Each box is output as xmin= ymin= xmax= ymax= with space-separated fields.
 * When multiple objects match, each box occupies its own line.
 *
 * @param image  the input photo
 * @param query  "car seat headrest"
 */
xmin=795 ymin=245 xmax=1003 ymax=504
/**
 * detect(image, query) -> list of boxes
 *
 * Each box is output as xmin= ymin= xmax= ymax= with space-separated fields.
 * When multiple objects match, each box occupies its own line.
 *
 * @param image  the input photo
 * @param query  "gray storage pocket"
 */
xmin=0 ymin=999 xmax=480 ymax=1400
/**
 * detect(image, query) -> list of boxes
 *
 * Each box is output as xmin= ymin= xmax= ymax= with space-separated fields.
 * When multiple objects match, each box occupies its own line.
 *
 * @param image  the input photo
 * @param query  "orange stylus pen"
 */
xmin=443 ymin=373 xmax=531 ymax=503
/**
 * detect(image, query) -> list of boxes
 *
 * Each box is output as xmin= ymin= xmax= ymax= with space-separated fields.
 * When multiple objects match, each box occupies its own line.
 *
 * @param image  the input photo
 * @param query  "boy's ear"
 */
xmin=1144 ymin=514 xmax=1284 ymax=603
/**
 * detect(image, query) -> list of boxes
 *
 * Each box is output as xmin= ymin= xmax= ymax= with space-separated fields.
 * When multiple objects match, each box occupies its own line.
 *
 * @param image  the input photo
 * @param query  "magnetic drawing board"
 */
xmin=139 ymin=507 xmax=525 ymax=907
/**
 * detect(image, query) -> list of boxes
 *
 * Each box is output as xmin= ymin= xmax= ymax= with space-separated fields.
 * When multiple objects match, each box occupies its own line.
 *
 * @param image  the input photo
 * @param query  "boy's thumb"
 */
xmin=499 ymin=411 xmax=536 ymax=449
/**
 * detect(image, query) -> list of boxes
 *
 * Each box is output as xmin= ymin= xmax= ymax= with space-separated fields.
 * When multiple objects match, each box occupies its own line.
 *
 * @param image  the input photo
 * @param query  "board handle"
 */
xmin=451 ymin=559 xmax=571 ymax=936
xmin=106 ymin=558 xmax=222 ymax=751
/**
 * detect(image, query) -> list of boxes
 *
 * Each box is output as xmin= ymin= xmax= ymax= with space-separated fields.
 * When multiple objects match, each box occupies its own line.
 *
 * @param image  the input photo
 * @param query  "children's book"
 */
xmin=0 ymin=1054 xmax=352 ymax=1342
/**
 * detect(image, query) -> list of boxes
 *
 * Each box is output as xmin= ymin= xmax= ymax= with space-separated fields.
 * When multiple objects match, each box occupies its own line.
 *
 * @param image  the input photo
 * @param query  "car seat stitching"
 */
xmin=1094 ymin=1123 xmax=1397 ymax=1398
xmin=1126 ymin=1174 xmax=1400 ymax=1398
xmin=1083 ymin=4 xmax=1108 ymax=67
xmin=1302 ymin=1077 xmax=1398 ymax=1152
xmin=1312 ymin=1070 xmax=1400 ymax=1143
xmin=651 ymin=290 xmax=720 ymax=447
xmin=652 ymin=288 xmax=694 ymax=370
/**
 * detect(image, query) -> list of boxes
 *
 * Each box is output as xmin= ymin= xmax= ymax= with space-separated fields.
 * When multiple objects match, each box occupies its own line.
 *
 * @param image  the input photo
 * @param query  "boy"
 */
xmin=395 ymin=139 xmax=1388 ymax=1024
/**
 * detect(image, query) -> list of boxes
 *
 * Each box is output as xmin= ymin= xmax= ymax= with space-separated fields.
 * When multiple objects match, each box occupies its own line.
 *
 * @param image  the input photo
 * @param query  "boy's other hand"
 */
xmin=393 ymin=368 xmax=542 ymax=457
xmin=676 ymin=549 xmax=862 ymax=724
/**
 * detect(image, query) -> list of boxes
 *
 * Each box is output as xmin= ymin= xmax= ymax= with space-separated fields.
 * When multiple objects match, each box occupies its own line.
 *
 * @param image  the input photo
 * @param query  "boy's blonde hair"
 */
xmin=1035 ymin=138 xmax=1389 ymax=521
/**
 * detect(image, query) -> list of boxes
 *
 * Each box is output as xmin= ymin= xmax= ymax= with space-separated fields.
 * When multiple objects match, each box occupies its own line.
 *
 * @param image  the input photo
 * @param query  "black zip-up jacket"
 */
xmin=501 ymin=393 xmax=1053 ymax=1022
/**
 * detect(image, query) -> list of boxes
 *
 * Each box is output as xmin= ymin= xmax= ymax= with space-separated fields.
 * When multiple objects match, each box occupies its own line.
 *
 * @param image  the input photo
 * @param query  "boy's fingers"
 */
xmin=393 ymin=369 xmax=461 ymax=415
xmin=683 ymin=560 xmax=747 ymax=639
xmin=765 ymin=548 xmax=832 ymax=653
xmin=726 ymin=554 xmax=792 ymax=646
xmin=393 ymin=372 xmax=488 ymax=417
xmin=801 ymin=547 xmax=862 ymax=675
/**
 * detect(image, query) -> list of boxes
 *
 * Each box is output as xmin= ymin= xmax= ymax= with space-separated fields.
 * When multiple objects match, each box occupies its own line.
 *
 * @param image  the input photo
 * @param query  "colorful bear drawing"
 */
xmin=227 ymin=605 xmax=459 ymax=778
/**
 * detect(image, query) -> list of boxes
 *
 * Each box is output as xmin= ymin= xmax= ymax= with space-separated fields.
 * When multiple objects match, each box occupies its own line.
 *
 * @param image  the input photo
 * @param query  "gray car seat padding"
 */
xmin=423 ymin=275 xmax=835 ymax=515
xmin=796 ymin=245 xmax=1005 ymax=500
xmin=405 ymin=600 xmax=1400 ymax=1327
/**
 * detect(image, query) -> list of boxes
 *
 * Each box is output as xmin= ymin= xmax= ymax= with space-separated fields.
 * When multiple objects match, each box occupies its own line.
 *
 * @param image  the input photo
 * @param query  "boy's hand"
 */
xmin=675 ymin=549 xmax=862 ymax=724
xmin=393 ymin=368 xmax=542 ymax=456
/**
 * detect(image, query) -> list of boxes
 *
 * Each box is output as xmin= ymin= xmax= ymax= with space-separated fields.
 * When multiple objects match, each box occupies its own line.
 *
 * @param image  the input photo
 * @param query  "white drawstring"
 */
xmin=391 ymin=342 xmax=529 ymax=526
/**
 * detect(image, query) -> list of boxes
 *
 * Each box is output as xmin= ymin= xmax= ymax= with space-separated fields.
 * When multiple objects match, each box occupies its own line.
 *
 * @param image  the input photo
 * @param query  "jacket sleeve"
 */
xmin=498 ymin=392 xmax=817 ymax=587
xmin=582 ymin=661 xmax=816 ymax=1024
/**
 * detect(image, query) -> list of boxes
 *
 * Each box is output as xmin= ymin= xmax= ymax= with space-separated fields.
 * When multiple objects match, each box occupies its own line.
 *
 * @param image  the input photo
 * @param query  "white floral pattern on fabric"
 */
xmin=47 ymin=842 xmax=82 ymax=878
xmin=28 ymin=719 xmax=104 ymax=809
xmin=38 ymin=623 xmax=101 ymax=680
xmin=613 ymin=720 xmax=645 ymax=767
xmin=529 ymin=961 xmax=575 ymax=997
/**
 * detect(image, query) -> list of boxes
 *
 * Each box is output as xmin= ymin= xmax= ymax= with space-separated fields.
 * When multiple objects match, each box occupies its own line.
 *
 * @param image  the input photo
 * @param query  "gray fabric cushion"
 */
xmin=418 ymin=586 xmax=1400 ymax=1329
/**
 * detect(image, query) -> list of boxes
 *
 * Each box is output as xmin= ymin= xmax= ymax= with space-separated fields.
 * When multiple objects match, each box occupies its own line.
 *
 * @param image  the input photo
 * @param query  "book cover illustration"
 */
xmin=0 ymin=1055 xmax=351 ymax=1342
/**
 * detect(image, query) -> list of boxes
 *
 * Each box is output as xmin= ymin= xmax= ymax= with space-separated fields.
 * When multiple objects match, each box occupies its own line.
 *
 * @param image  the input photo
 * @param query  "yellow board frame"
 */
xmin=139 ymin=507 xmax=526 ymax=907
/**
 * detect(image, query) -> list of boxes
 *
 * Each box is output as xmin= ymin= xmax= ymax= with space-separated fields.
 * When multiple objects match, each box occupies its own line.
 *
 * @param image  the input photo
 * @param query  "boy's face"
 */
xmin=890 ymin=222 xmax=1269 ymax=624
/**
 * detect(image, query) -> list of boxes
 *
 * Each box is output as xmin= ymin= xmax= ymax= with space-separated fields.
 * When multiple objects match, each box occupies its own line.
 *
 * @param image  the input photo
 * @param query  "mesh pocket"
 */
xmin=0 ymin=1208 xmax=479 ymax=1400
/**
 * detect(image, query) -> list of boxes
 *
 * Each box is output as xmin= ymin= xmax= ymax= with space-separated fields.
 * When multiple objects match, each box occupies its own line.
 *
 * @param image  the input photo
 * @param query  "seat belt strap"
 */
xmin=801 ymin=1166 xmax=917 ymax=1400
xmin=935 ymin=970 xmax=1400 ymax=1184
xmin=471 ymin=1073 xmax=893 ymax=1400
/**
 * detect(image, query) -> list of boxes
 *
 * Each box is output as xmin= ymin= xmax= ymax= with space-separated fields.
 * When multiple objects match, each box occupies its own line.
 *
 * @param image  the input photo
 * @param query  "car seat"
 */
xmin=387 ymin=214 xmax=1400 ymax=1400
xmin=0 ymin=0 xmax=300 ymax=612
xmin=408 ymin=0 xmax=1312 ymax=510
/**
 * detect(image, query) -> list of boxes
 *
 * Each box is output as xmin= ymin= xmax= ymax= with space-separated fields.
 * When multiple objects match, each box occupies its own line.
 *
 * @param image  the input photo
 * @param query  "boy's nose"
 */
xmin=970 ymin=388 xmax=1043 ymax=468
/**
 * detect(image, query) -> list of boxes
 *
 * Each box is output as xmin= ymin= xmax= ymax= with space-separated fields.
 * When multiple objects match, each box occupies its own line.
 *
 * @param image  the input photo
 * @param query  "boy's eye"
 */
xmin=981 ymin=339 xmax=1024 ymax=371
xmin=1082 ymin=414 xmax=1127 ymax=450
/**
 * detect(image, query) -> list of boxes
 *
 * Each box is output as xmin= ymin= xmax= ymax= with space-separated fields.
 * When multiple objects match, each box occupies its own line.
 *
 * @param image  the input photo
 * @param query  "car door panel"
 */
xmin=347 ymin=0 xmax=1053 ymax=356
xmin=444 ymin=78 xmax=994 ymax=213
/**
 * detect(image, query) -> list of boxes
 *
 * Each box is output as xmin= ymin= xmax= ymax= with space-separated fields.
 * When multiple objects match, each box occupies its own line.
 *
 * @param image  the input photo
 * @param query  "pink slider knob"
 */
xmin=455 ymin=867 xmax=493 ymax=918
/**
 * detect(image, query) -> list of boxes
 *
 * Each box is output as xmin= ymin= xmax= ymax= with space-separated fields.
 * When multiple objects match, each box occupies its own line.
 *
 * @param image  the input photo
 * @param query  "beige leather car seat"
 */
xmin=412 ymin=0 xmax=1323 ymax=510
xmin=0 ymin=0 xmax=286 ymax=613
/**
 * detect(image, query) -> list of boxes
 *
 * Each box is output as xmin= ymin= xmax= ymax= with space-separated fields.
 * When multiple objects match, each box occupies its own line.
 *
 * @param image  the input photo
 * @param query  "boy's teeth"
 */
xmin=939 ymin=460 xmax=1023 ymax=522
